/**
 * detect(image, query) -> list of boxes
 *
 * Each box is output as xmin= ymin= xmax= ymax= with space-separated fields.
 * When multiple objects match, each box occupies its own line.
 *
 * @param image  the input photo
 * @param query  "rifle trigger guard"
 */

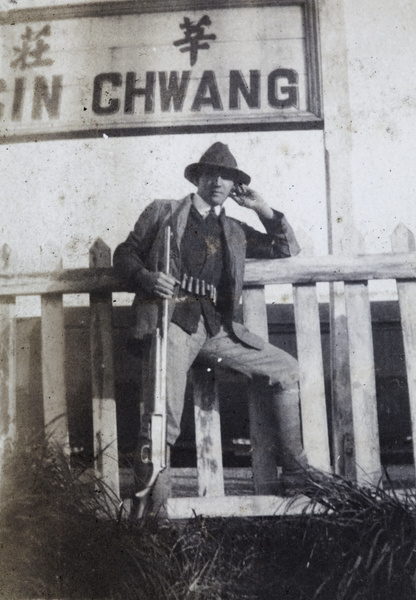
xmin=141 ymin=443 xmax=151 ymax=463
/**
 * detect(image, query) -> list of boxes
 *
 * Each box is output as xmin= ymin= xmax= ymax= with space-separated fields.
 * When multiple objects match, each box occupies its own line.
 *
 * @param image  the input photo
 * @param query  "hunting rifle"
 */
xmin=135 ymin=225 xmax=171 ymax=507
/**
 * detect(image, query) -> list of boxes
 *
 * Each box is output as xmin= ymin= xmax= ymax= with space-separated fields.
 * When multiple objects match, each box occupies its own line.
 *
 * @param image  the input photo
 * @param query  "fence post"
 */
xmin=89 ymin=238 xmax=120 ymax=504
xmin=192 ymin=364 xmax=225 ymax=497
xmin=292 ymin=234 xmax=331 ymax=472
xmin=329 ymin=281 xmax=356 ymax=478
xmin=344 ymin=231 xmax=381 ymax=486
xmin=41 ymin=251 xmax=69 ymax=451
xmin=293 ymin=283 xmax=331 ymax=471
xmin=242 ymin=287 xmax=278 ymax=494
xmin=0 ymin=244 xmax=16 ymax=490
xmin=391 ymin=224 xmax=416 ymax=478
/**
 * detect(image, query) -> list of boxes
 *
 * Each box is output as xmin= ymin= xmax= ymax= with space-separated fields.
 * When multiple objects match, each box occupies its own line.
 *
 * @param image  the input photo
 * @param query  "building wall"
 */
xmin=3 ymin=0 xmax=415 ymax=466
xmin=343 ymin=0 xmax=416 ymax=254
xmin=1 ymin=0 xmax=415 ymax=305
xmin=0 ymin=0 xmax=416 ymax=270
xmin=1 ymin=130 xmax=328 ymax=272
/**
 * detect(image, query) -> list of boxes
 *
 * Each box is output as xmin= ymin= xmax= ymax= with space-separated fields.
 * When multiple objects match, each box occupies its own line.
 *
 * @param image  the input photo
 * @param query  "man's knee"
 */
xmin=269 ymin=357 xmax=299 ymax=390
xmin=272 ymin=379 xmax=299 ymax=394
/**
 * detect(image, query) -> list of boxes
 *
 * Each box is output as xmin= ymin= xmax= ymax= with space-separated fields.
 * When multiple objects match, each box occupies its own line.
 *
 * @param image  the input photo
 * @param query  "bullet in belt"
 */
xmin=201 ymin=279 xmax=206 ymax=296
xmin=187 ymin=276 xmax=194 ymax=293
xmin=181 ymin=274 xmax=187 ymax=290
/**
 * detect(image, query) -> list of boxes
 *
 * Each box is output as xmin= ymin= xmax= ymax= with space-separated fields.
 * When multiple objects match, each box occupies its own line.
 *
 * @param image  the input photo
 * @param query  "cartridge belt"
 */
xmin=180 ymin=274 xmax=217 ymax=305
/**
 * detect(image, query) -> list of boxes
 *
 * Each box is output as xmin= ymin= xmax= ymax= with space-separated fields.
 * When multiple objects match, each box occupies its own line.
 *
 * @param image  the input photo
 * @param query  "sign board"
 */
xmin=0 ymin=0 xmax=321 ymax=143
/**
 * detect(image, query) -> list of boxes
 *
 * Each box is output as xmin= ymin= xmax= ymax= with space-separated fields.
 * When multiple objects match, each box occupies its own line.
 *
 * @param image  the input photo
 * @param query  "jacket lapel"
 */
xmin=171 ymin=195 xmax=193 ymax=252
xmin=220 ymin=211 xmax=238 ymax=282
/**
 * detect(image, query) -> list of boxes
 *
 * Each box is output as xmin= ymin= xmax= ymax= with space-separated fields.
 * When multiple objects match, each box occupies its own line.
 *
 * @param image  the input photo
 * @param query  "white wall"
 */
xmin=2 ymin=130 xmax=327 ymax=267
xmin=3 ymin=0 xmax=416 ymax=312
xmin=343 ymin=0 xmax=416 ymax=254
xmin=1 ymin=129 xmax=327 ymax=313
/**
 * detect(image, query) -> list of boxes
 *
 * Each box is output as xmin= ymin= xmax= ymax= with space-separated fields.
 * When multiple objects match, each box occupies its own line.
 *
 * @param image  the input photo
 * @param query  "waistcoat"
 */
xmin=171 ymin=205 xmax=230 ymax=335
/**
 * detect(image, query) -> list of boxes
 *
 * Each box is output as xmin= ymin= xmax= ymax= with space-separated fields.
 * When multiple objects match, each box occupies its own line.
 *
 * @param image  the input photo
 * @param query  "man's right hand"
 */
xmin=141 ymin=271 xmax=178 ymax=298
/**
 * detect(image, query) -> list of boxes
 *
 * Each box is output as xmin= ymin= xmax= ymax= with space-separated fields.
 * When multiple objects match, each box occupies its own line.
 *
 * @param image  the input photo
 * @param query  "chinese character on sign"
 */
xmin=11 ymin=25 xmax=54 ymax=71
xmin=173 ymin=15 xmax=216 ymax=66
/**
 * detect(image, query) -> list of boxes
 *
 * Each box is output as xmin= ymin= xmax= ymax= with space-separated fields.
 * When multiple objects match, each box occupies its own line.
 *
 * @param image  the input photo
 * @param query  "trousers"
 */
xmin=139 ymin=316 xmax=307 ymax=473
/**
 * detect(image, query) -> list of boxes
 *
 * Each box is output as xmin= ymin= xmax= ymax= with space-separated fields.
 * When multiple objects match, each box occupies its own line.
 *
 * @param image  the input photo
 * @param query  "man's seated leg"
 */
xmin=199 ymin=326 xmax=312 ymax=494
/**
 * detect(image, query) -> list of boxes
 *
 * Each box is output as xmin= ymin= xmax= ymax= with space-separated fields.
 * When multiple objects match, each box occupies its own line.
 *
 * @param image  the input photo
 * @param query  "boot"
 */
xmin=147 ymin=452 xmax=172 ymax=520
xmin=271 ymin=387 xmax=310 ymax=496
xmin=279 ymin=465 xmax=329 ymax=497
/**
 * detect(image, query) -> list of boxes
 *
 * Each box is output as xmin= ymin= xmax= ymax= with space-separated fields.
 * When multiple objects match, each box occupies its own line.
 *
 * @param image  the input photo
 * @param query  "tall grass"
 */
xmin=1 ymin=440 xmax=416 ymax=599
xmin=302 ymin=474 xmax=416 ymax=599
xmin=0 ymin=439 xmax=182 ymax=599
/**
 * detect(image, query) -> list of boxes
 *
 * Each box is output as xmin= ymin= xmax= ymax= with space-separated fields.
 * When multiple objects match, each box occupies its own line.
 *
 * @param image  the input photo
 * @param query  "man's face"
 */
xmin=196 ymin=166 xmax=235 ymax=207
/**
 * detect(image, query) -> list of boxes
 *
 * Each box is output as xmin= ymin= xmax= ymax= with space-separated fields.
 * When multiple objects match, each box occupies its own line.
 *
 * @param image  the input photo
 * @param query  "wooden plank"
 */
xmin=320 ymin=0 xmax=356 ymax=476
xmin=391 ymin=224 xmax=416 ymax=477
xmin=3 ymin=251 xmax=416 ymax=296
xmin=167 ymin=494 xmax=318 ymax=520
xmin=0 ymin=298 xmax=16 ymax=459
xmin=0 ymin=0 xmax=304 ymax=25
xmin=90 ymin=239 xmax=120 ymax=503
xmin=41 ymin=294 xmax=70 ymax=449
xmin=0 ymin=268 xmax=125 ymax=297
xmin=192 ymin=365 xmax=225 ymax=497
xmin=344 ymin=280 xmax=381 ymax=486
xmin=0 ymin=245 xmax=16 ymax=485
xmin=242 ymin=287 xmax=279 ymax=494
xmin=329 ymin=282 xmax=356 ymax=478
xmin=293 ymin=284 xmax=331 ymax=471
xmin=244 ymin=253 xmax=416 ymax=286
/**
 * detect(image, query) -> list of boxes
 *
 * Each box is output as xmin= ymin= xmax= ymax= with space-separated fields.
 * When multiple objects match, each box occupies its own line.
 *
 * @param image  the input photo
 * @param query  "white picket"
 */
xmin=89 ymin=238 xmax=120 ymax=504
xmin=41 ymin=292 xmax=70 ymax=450
xmin=391 ymin=224 xmax=416 ymax=478
xmin=0 ymin=244 xmax=16 ymax=494
xmin=192 ymin=365 xmax=225 ymax=497
xmin=242 ymin=286 xmax=280 ymax=494
xmin=293 ymin=283 xmax=331 ymax=471
xmin=344 ymin=280 xmax=381 ymax=486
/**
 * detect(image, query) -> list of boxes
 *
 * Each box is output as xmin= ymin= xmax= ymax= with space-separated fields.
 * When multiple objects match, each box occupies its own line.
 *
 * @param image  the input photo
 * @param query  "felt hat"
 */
xmin=184 ymin=142 xmax=251 ymax=186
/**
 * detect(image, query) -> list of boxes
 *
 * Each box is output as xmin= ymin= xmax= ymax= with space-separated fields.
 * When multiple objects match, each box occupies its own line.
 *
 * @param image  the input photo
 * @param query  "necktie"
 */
xmin=205 ymin=208 xmax=217 ymax=226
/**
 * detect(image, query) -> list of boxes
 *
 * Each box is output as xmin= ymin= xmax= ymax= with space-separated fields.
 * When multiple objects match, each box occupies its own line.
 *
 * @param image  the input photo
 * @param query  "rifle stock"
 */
xmin=135 ymin=226 xmax=170 ymax=501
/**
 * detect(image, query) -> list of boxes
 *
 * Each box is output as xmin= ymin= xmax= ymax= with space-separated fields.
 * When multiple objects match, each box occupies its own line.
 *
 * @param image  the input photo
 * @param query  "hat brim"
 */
xmin=184 ymin=162 xmax=251 ymax=187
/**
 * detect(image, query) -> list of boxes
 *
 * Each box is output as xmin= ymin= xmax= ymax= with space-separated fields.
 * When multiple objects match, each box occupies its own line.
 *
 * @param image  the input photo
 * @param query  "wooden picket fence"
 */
xmin=1 ymin=224 xmax=416 ymax=518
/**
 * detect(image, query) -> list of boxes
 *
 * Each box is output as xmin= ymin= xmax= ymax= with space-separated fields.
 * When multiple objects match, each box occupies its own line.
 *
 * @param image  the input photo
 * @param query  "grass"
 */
xmin=1 ymin=440 xmax=416 ymax=599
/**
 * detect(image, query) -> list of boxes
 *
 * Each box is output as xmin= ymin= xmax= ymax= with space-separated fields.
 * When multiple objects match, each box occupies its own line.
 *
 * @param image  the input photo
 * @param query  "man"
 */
xmin=113 ymin=142 xmax=309 ymax=516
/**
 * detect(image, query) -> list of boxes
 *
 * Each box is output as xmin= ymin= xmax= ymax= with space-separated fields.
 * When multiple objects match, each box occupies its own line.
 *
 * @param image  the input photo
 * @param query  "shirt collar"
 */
xmin=192 ymin=193 xmax=222 ymax=218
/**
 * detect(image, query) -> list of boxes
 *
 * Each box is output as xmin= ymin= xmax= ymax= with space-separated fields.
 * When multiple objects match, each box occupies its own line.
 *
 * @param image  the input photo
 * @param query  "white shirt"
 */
xmin=192 ymin=193 xmax=222 ymax=218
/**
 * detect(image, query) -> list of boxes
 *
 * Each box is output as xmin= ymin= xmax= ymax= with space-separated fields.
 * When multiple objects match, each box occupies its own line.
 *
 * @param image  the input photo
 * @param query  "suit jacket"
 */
xmin=113 ymin=194 xmax=300 ymax=351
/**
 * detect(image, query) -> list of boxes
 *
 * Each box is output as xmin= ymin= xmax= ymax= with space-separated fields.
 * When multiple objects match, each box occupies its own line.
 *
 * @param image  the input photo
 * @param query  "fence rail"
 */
xmin=1 ymin=224 xmax=416 ymax=518
xmin=2 ymin=251 xmax=416 ymax=297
